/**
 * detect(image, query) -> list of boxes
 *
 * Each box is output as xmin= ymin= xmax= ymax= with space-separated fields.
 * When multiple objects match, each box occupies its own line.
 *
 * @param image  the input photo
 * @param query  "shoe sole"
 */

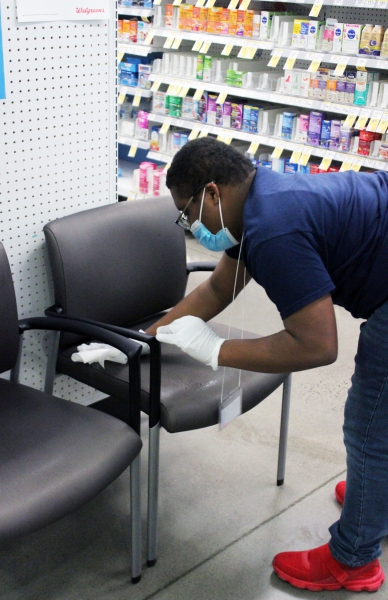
xmin=274 ymin=566 xmax=385 ymax=592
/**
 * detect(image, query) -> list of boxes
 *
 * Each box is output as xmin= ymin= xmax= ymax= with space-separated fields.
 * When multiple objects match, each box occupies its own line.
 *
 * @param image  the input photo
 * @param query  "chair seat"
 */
xmin=0 ymin=379 xmax=142 ymax=541
xmin=57 ymin=322 xmax=287 ymax=433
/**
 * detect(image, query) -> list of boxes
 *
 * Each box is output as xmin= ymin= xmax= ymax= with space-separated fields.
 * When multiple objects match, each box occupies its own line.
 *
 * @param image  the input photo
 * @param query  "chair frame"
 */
xmin=10 ymin=314 xmax=143 ymax=583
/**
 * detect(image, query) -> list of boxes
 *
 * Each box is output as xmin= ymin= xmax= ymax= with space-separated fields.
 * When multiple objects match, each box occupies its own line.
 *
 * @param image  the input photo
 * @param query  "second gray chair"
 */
xmin=43 ymin=196 xmax=292 ymax=567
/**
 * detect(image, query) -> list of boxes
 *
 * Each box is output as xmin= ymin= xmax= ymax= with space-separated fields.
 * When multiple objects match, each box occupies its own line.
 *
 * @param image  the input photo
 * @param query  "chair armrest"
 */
xmin=18 ymin=315 xmax=142 ymax=434
xmin=186 ymin=261 xmax=217 ymax=274
xmin=44 ymin=308 xmax=162 ymax=428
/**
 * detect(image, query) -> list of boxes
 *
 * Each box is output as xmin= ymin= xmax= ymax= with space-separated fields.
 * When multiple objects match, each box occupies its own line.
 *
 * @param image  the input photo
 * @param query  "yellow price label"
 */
xmin=376 ymin=114 xmax=388 ymax=134
xmin=299 ymin=150 xmax=311 ymax=166
xmin=356 ymin=58 xmax=368 ymax=71
xmin=271 ymin=146 xmax=284 ymax=159
xmin=355 ymin=115 xmax=369 ymax=130
xmin=118 ymin=51 xmax=125 ymax=64
xmin=154 ymin=0 xmax=162 ymax=4
xmin=118 ymin=92 xmax=126 ymax=105
xmin=309 ymin=2 xmax=323 ymax=17
xmin=172 ymin=0 xmax=182 ymax=5
xmin=268 ymin=49 xmax=283 ymax=68
xmin=163 ymin=36 xmax=175 ymax=49
xmin=319 ymin=155 xmax=333 ymax=171
xmin=367 ymin=117 xmax=382 ymax=132
xmin=290 ymin=148 xmax=303 ymax=164
xmin=199 ymin=41 xmax=211 ymax=54
xmin=195 ymin=0 xmax=206 ymax=5
xmin=308 ymin=58 xmax=322 ymax=73
xmin=239 ymin=0 xmax=250 ymax=9
xmin=340 ymin=159 xmax=353 ymax=172
xmin=160 ymin=118 xmax=172 ymax=134
xmin=228 ymin=0 xmax=239 ymax=7
xmin=172 ymin=36 xmax=183 ymax=49
xmin=198 ymin=128 xmax=209 ymax=138
xmin=192 ymin=39 xmax=203 ymax=52
xmin=333 ymin=61 xmax=348 ymax=77
xmin=248 ymin=141 xmax=259 ymax=155
xmin=223 ymin=135 xmax=232 ymax=145
xmin=206 ymin=0 xmax=216 ymax=6
xmin=283 ymin=55 xmax=297 ymax=70
xmin=178 ymin=85 xmax=190 ymax=98
xmin=144 ymin=30 xmax=155 ymax=45
xmin=151 ymin=79 xmax=161 ymax=92
xmin=221 ymin=44 xmax=234 ymax=56
xmin=350 ymin=159 xmax=363 ymax=172
xmin=188 ymin=127 xmax=201 ymax=140
xmin=193 ymin=88 xmax=204 ymax=101
xmin=128 ymin=141 xmax=138 ymax=158
xmin=132 ymin=92 xmax=142 ymax=107
xmin=343 ymin=114 xmax=358 ymax=128
xmin=216 ymin=92 xmax=227 ymax=105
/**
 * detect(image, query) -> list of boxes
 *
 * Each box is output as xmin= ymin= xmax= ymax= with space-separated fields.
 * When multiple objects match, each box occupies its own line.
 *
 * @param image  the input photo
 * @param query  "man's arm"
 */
xmin=146 ymin=253 xmax=250 ymax=335
xmin=218 ymin=294 xmax=338 ymax=373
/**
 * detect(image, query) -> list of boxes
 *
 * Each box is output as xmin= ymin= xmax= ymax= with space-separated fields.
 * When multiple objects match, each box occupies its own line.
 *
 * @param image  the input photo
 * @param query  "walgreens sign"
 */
xmin=17 ymin=0 xmax=111 ymax=22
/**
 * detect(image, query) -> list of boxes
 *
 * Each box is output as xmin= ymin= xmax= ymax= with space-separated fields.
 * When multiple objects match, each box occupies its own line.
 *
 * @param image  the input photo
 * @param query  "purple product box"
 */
xmin=207 ymin=94 xmax=218 ymax=125
xmin=197 ymin=91 xmax=208 ymax=123
xmin=330 ymin=120 xmax=341 ymax=148
xmin=308 ymin=111 xmax=324 ymax=134
xmin=307 ymin=132 xmax=321 ymax=146
xmin=231 ymin=102 xmax=243 ymax=130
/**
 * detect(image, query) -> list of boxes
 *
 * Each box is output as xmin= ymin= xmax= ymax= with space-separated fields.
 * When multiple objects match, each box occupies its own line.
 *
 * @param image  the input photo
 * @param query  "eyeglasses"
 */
xmin=175 ymin=182 xmax=213 ymax=230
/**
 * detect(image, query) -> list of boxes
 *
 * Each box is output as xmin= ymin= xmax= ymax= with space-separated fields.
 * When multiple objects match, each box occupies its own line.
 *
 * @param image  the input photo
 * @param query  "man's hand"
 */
xmin=156 ymin=316 xmax=225 ymax=370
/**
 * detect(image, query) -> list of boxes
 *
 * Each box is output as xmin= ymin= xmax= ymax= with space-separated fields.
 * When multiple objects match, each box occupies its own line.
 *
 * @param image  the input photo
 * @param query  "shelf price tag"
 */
xmin=228 ymin=0 xmax=239 ymax=7
xmin=248 ymin=141 xmax=259 ymax=155
xmin=350 ymin=158 xmax=364 ymax=171
xmin=128 ymin=141 xmax=139 ymax=158
xmin=192 ymin=38 xmax=203 ymax=52
xmin=268 ymin=49 xmax=283 ymax=68
xmin=319 ymin=151 xmax=335 ymax=171
xmin=216 ymin=92 xmax=228 ymax=105
xmin=377 ymin=0 xmax=388 ymax=7
xmin=343 ymin=108 xmax=360 ymax=128
xmin=132 ymin=92 xmax=142 ymax=107
xmin=178 ymin=85 xmax=190 ymax=98
xmin=367 ymin=110 xmax=384 ymax=131
xmin=339 ymin=159 xmax=353 ymax=172
xmin=356 ymin=0 xmax=367 ymax=6
xmin=239 ymin=0 xmax=250 ymax=9
xmin=118 ymin=51 xmax=125 ymax=64
xmin=193 ymin=87 xmax=205 ymax=101
xmin=172 ymin=36 xmax=183 ymax=49
xmin=333 ymin=0 xmax=344 ymax=4
xmin=205 ymin=0 xmax=216 ymax=7
xmin=309 ymin=2 xmax=323 ymax=17
xmin=299 ymin=149 xmax=311 ymax=166
xmin=223 ymin=135 xmax=232 ymax=145
xmin=118 ymin=91 xmax=126 ymax=105
xmin=154 ymin=0 xmax=162 ymax=4
xmin=356 ymin=58 xmax=368 ymax=71
xmin=283 ymin=51 xmax=299 ymax=71
xmin=307 ymin=53 xmax=323 ymax=73
xmin=160 ymin=118 xmax=172 ymax=134
xmin=271 ymin=146 xmax=285 ymax=159
xmin=289 ymin=146 xmax=303 ymax=164
xmin=151 ymin=79 xmax=162 ymax=92
xmin=198 ymin=127 xmax=209 ymax=138
xmin=221 ymin=44 xmax=234 ymax=56
xmin=196 ymin=0 xmax=206 ymax=6
xmin=163 ymin=35 xmax=175 ymax=49
xmin=144 ymin=29 xmax=156 ymax=45
xmin=365 ymin=0 xmax=376 ymax=5
xmin=172 ymin=0 xmax=182 ymax=5
xmin=376 ymin=112 xmax=388 ymax=134
xmin=199 ymin=41 xmax=211 ymax=54
xmin=333 ymin=56 xmax=348 ymax=77
xmin=188 ymin=126 xmax=202 ymax=140
xmin=355 ymin=108 xmax=371 ymax=130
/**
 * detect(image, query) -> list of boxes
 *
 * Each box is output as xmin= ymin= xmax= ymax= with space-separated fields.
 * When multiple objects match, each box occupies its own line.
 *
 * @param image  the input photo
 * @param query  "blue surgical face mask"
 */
xmin=190 ymin=188 xmax=239 ymax=252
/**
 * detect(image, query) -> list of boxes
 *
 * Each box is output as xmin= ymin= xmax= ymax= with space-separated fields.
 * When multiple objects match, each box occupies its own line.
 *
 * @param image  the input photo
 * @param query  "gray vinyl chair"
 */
xmin=43 ymin=196 xmax=292 ymax=567
xmin=0 ymin=241 xmax=143 ymax=583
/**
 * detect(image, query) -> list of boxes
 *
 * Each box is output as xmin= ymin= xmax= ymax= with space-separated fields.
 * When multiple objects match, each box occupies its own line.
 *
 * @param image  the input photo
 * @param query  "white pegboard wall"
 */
xmin=0 ymin=0 xmax=117 ymax=403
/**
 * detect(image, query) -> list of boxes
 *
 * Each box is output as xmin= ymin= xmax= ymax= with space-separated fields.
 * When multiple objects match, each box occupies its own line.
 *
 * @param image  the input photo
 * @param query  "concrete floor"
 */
xmin=2 ymin=234 xmax=387 ymax=600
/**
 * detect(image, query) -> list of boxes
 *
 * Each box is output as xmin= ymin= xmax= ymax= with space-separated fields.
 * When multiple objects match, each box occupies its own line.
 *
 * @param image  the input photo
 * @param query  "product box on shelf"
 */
xmin=343 ymin=24 xmax=364 ymax=55
xmin=192 ymin=6 xmax=207 ymax=32
xmin=307 ymin=111 xmax=325 ymax=146
xmin=206 ymin=7 xmax=222 ymax=34
xmin=178 ymin=4 xmax=193 ymax=31
xmin=165 ymin=4 xmax=173 ymax=28
xmin=292 ymin=18 xmax=310 ymax=49
xmin=231 ymin=102 xmax=243 ymax=129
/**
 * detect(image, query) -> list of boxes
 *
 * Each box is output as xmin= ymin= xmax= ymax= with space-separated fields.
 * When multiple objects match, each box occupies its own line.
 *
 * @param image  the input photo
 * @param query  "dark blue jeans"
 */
xmin=329 ymin=299 xmax=388 ymax=567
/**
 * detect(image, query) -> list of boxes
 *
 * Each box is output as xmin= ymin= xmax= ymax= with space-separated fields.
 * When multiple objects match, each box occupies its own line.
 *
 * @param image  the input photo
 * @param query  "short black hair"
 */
xmin=166 ymin=137 xmax=255 ymax=199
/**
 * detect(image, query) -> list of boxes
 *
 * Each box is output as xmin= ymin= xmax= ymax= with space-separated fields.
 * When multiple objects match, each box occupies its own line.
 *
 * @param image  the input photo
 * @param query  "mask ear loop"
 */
xmin=218 ymin=198 xmax=225 ymax=230
xmin=220 ymin=234 xmax=245 ymax=403
xmin=199 ymin=187 xmax=206 ymax=222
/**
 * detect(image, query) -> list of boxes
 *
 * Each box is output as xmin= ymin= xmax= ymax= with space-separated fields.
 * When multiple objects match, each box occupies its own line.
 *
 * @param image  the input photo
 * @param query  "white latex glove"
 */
xmin=156 ymin=316 xmax=225 ymax=371
xmin=72 ymin=343 xmax=128 ymax=368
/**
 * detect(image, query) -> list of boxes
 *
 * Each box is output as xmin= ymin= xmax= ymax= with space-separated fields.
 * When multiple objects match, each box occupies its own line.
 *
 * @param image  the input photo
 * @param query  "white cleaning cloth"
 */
xmin=71 ymin=335 xmax=150 ymax=368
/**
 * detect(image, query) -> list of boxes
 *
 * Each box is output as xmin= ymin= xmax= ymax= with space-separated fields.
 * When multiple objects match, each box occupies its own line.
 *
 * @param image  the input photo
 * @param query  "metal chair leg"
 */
xmin=147 ymin=422 xmax=160 ymax=567
xmin=277 ymin=374 xmax=292 ymax=486
xmin=130 ymin=454 xmax=142 ymax=584
xmin=44 ymin=330 xmax=61 ymax=394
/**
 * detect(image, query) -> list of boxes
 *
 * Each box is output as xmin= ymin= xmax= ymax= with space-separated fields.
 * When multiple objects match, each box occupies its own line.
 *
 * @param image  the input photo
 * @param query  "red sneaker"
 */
xmin=335 ymin=480 xmax=346 ymax=506
xmin=273 ymin=543 xmax=385 ymax=592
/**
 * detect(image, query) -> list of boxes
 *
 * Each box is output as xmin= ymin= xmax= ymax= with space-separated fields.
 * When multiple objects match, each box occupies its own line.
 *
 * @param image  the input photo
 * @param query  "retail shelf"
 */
xmin=152 ymin=27 xmax=274 ymax=50
xmin=118 ymin=42 xmax=164 ymax=57
xmin=119 ymin=84 xmax=152 ymax=98
xmin=148 ymin=72 xmax=379 ymax=117
xmin=118 ymin=159 xmax=137 ymax=197
xmin=148 ymin=112 xmax=388 ymax=170
xmin=118 ymin=135 xmax=150 ymax=149
xmin=147 ymin=150 xmax=173 ymax=163
xmin=273 ymin=48 xmax=388 ymax=71
xmin=254 ymin=0 xmax=385 ymax=7
xmin=118 ymin=8 xmax=154 ymax=17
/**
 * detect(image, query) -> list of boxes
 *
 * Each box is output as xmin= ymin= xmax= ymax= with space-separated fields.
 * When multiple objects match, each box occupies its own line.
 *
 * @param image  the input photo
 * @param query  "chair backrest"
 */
xmin=0 ymin=243 xmax=22 ymax=374
xmin=44 ymin=196 xmax=188 ymax=345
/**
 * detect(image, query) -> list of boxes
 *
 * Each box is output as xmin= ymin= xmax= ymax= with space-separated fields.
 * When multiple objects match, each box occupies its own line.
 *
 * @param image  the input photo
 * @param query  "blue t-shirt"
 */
xmin=226 ymin=167 xmax=388 ymax=320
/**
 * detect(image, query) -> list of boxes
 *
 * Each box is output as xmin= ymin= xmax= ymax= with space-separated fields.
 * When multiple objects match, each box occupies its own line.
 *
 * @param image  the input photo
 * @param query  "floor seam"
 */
xmin=141 ymin=468 xmax=347 ymax=599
